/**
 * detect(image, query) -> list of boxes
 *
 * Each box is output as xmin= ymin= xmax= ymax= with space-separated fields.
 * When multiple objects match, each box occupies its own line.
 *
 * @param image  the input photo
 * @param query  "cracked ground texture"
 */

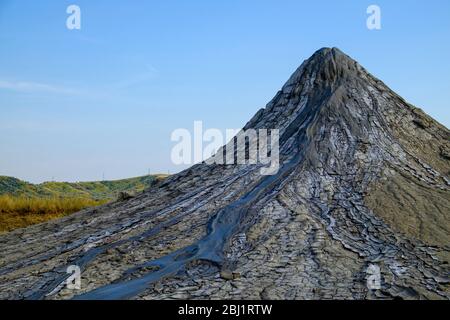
xmin=0 ymin=47 xmax=448 ymax=300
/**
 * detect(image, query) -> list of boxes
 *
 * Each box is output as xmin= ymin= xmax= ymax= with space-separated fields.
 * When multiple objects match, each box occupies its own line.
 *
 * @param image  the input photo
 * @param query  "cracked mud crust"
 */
xmin=0 ymin=48 xmax=448 ymax=300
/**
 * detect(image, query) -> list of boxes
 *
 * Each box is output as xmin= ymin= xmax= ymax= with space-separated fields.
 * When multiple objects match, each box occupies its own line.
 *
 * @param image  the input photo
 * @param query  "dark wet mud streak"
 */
xmin=74 ymin=97 xmax=322 ymax=300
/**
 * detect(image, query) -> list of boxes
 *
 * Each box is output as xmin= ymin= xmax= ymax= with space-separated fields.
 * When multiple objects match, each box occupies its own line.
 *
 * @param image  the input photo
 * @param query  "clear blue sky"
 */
xmin=0 ymin=0 xmax=449 ymax=183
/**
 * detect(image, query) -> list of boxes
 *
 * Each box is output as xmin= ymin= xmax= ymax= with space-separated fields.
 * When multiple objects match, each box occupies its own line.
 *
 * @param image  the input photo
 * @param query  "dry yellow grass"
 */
xmin=0 ymin=195 xmax=106 ymax=233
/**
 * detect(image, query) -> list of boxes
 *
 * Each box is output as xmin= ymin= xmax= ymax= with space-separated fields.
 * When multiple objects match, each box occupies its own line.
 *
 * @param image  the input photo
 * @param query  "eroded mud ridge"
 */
xmin=0 ymin=48 xmax=449 ymax=300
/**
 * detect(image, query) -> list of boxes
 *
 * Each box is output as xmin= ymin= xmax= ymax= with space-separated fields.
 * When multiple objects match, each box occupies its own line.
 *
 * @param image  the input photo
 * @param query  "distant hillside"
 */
xmin=0 ymin=175 xmax=168 ymax=200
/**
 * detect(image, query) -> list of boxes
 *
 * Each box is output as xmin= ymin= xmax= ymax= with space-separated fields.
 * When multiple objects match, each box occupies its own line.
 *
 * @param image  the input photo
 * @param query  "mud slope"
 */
xmin=0 ymin=48 xmax=448 ymax=300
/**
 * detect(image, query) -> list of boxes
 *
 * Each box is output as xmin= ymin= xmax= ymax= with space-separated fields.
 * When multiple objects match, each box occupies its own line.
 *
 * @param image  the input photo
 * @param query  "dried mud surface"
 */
xmin=0 ymin=48 xmax=448 ymax=300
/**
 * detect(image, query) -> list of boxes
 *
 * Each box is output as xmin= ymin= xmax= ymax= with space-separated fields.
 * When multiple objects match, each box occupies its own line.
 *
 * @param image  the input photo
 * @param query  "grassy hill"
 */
xmin=0 ymin=174 xmax=168 ymax=200
xmin=0 ymin=174 xmax=168 ymax=233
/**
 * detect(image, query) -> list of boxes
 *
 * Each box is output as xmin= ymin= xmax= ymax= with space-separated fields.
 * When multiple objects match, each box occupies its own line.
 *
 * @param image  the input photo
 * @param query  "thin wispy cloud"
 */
xmin=112 ymin=65 xmax=159 ymax=90
xmin=0 ymin=80 xmax=80 ymax=95
xmin=75 ymin=34 xmax=104 ymax=45
xmin=0 ymin=63 xmax=160 ymax=97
